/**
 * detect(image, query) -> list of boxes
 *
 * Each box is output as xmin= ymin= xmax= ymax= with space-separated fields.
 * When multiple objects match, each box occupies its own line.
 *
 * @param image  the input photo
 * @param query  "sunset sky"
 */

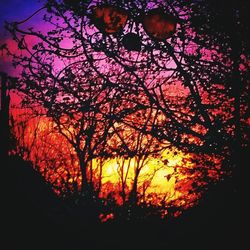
xmin=0 ymin=3 xmax=246 ymax=249
xmin=1 ymin=0 xmax=247 ymax=233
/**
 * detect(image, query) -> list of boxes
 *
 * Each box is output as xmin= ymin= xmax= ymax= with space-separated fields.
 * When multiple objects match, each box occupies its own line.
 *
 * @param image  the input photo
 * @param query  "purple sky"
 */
xmin=0 ymin=0 xmax=44 ymax=38
xmin=0 ymin=0 xmax=44 ymax=75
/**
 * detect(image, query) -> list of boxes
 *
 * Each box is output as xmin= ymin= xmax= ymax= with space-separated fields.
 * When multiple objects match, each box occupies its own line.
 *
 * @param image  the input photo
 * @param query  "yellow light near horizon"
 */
xmin=13 ymin=113 xmax=222 ymax=214
xmin=97 ymin=148 xmax=194 ymax=205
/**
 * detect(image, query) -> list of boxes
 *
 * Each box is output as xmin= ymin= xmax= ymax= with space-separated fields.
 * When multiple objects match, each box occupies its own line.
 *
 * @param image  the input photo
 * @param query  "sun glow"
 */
xmin=11 ymin=110 xmax=223 ymax=222
xmin=98 ymin=149 xmax=199 ymax=206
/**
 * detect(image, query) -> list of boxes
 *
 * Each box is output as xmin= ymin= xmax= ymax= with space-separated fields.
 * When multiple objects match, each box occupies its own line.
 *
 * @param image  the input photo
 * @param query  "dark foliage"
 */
xmin=1 ymin=0 xmax=249 ymax=249
xmin=2 ymin=154 xmax=247 ymax=250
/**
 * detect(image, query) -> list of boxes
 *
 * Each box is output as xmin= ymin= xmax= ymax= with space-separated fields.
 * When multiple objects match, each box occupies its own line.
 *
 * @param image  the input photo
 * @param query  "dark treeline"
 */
xmin=2 ymin=153 xmax=246 ymax=249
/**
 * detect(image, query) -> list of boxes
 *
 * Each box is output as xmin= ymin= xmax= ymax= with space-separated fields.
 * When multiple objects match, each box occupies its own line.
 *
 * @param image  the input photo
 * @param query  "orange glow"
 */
xmin=11 ymin=108 xmax=224 ymax=220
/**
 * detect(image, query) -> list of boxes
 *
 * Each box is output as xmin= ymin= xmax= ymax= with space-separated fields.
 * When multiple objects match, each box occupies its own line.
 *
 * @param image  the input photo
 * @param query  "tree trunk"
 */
xmin=0 ymin=73 xmax=10 ymax=160
xmin=97 ymin=158 xmax=103 ymax=194
xmin=231 ymin=45 xmax=242 ymax=150
xmin=230 ymin=34 xmax=244 ymax=191
xmin=77 ymin=152 xmax=89 ymax=197
xmin=129 ymin=170 xmax=139 ymax=206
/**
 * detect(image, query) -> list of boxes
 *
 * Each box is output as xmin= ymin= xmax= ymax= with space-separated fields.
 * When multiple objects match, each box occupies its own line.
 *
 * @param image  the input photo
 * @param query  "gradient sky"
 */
xmin=0 ymin=0 xmax=44 ymax=75
xmin=0 ymin=0 xmax=44 ymax=38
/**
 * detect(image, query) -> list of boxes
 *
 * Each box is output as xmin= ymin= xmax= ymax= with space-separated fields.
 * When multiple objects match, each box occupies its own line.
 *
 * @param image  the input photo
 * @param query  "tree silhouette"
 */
xmin=182 ymin=0 xmax=249 ymax=147
xmin=3 ymin=0 xmax=249 ymax=220
xmin=179 ymin=0 xmax=250 ymax=187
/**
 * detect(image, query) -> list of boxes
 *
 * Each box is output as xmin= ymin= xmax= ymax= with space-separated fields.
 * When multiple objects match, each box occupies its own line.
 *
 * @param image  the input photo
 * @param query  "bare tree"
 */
xmin=4 ymin=0 xmax=248 ymax=220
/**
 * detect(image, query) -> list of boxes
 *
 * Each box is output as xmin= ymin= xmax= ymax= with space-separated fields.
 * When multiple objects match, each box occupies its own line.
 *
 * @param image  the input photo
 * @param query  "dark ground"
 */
xmin=2 ymin=154 xmax=249 ymax=250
